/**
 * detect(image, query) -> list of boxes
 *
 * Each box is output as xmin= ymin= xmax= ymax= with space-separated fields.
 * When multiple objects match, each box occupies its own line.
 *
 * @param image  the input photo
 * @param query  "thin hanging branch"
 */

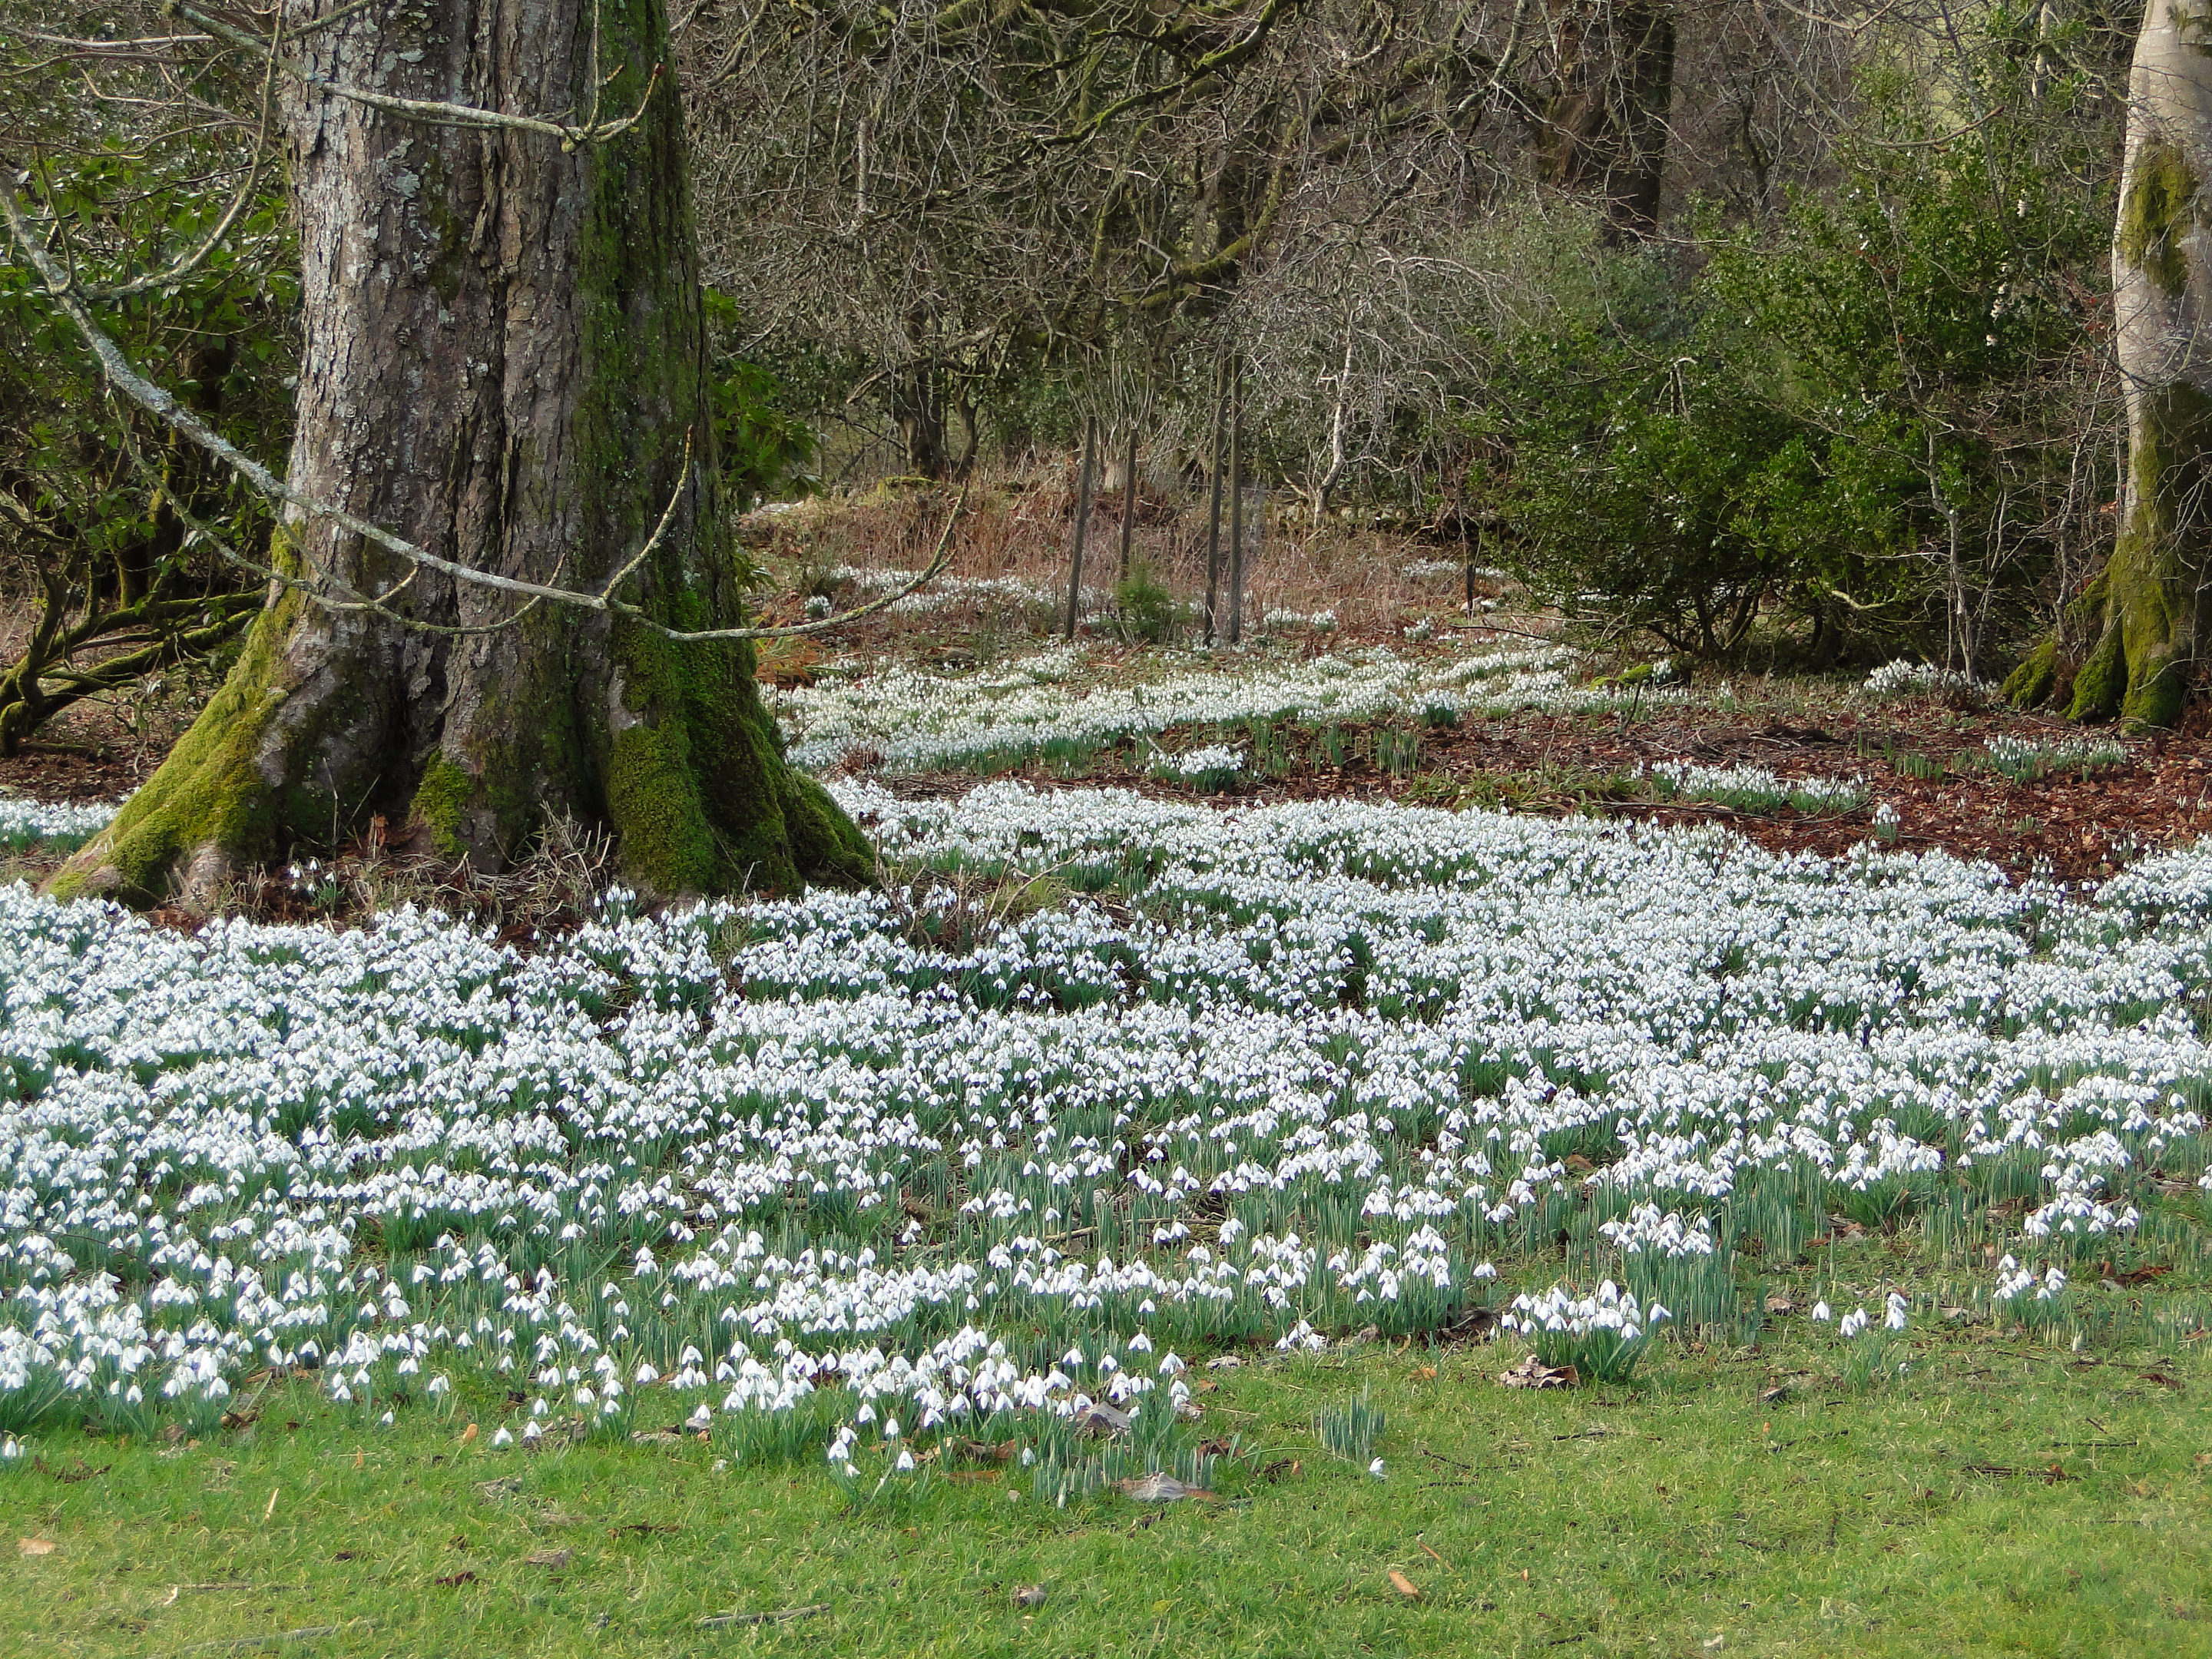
xmin=2 ymin=185 xmax=960 ymax=644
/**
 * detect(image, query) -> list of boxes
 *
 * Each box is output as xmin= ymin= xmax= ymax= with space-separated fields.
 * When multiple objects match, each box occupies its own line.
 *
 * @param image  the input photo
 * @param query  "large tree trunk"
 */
xmin=1539 ymin=0 xmax=1677 ymax=243
xmin=51 ymin=0 xmax=869 ymax=907
xmin=2053 ymin=0 xmax=2212 ymax=724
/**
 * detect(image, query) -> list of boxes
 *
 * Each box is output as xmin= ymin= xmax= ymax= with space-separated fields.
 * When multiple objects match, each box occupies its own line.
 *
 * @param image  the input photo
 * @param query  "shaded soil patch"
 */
xmin=0 ymin=740 xmax=155 ymax=804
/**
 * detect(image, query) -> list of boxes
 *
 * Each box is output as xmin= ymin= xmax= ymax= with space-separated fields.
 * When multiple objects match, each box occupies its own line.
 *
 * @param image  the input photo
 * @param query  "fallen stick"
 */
xmin=697 ymin=1604 xmax=830 ymax=1629
xmin=173 ymin=1623 xmax=365 ymax=1654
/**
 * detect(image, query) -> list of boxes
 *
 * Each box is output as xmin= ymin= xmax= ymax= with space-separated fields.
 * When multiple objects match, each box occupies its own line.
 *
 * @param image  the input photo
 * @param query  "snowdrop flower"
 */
xmin=1884 ymin=1293 xmax=1909 ymax=1332
xmin=2 ymin=736 xmax=2208 ymax=1451
xmin=1368 ymin=1458 xmax=1386 ymax=1479
xmin=1839 ymin=1308 xmax=1869 ymax=1339
xmin=1810 ymin=1302 xmax=1833 ymax=1323
xmin=894 ymin=1449 xmax=916 ymax=1472
xmin=490 ymin=1426 xmax=513 ymax=1447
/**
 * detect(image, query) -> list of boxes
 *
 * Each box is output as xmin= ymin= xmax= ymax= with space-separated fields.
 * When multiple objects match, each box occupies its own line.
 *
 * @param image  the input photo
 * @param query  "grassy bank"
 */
xmin=12 ymin=1325 xmax=2209 ymax=1659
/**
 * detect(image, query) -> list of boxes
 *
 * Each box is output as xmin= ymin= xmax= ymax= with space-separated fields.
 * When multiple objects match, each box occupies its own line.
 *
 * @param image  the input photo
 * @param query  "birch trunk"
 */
xmin=53 ymin=0 xmax=869 ymax=906
xmin=2057 ymin=1 xmax=2212 ymax=723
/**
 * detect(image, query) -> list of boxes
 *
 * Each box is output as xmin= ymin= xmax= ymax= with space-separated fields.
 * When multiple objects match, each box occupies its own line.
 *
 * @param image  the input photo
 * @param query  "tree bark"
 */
xmin=1202 ymin=356 xmax=1227 ymax=644
xmin=1538 ymin=0 xmax=1677 ymax=244
xmin=2045 ymin=0 xmax=2212 ymax=724
xmin=890 ymin=346 xmax=948 ymax=476
xmin=1225 ymin=373 xmax=1246 ymax=647
xmin=51 ymin=0 xmax=869 ymax=906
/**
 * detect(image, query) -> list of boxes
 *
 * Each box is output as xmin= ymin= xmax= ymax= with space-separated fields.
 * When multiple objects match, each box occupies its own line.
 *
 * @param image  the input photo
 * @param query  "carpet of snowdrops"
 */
xmin=765 ymin=638 xmax=1661 ymax=773
xmin=3 ymin=640 xmax=2209 ymax=1494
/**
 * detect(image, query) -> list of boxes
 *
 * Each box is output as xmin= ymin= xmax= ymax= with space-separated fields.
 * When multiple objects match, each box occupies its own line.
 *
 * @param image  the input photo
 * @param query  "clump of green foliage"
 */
xmin=1113 ymin=558 xmax=1181 ymax=644
xmin=0 ymin=147 xmax=296 ymax=752
xmin=702 ymin=287 xmax=817 ymax=509
xmin=1479 ymin=66 xmax=2116 ymax=671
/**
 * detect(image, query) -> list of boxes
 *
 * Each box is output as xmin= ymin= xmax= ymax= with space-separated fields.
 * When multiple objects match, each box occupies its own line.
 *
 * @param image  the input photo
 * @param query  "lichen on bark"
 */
xmin=2064 ymin=383 xmax=2211 ymax=726
xmin=2118 ymin=140 xmax=2199 ymax=297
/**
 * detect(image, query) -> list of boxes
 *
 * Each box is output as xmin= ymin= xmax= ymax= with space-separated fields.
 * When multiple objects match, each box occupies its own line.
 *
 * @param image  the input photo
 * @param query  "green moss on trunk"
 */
xmin=2001 ymin=636 xmax=2059 ymax=708
xmin=48 ymin=589 xmax=306 ymax=905
xmin=2119 ymin=141 xmax=2200 ymax=298
xmin=409 ymin=756 xmax=475 ymax=858
xmin=44 ymin=0 xmax=873 ymax=909
xmin=2065 ymin=382 xmax=2212 ymax=727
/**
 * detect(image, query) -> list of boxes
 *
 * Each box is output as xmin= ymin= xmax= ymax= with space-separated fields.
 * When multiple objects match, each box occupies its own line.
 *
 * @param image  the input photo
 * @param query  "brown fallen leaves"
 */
xmin=31 ymin=1457 xmax=107 ymax=1484
xmin=18 ymin=1538 xmax=55 ymax=1558
xmin=1387 ymin=1571 xmax=1421 ymax=1600
xmin=2100 ymin=1261 xmax=2173 ymax=1289
xmin=1072 ymin=1402 xmax=1136 ymax=1437
xmin=1498 ymin=1353 xmax=1578 ymax=1389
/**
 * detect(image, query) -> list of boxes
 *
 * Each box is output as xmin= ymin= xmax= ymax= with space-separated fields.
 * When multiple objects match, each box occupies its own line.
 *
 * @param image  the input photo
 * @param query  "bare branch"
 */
xmin=2 ymin=184 xmax=956 ymax=644
xmin=169 ymin=2 xmax=664 ymax=150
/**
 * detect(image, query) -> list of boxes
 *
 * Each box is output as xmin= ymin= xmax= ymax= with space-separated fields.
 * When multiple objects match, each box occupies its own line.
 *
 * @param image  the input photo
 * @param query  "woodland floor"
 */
xmin=9 ymin=485 xmax=2207 ymax=887
xmin=859 ymin=687 xmax=2212 ymax=886
xmin=8 ymin=515 xmax=2212 ymax=1659
xmin=15 ymin=629 xmax=2209 ymax=892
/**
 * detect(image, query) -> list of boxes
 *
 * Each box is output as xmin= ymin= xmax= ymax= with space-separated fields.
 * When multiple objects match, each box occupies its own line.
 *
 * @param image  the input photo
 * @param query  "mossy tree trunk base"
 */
xmin=47 ymin=0 xmax=869 ymax=908
xmin=2021 ymin=4 xmax=2212 ymax=728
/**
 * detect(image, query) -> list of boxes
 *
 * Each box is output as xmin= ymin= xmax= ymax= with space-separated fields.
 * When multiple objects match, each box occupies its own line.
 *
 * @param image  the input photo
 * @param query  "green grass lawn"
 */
xmin=11 ymin=1326 xmax=2209 ymax=1659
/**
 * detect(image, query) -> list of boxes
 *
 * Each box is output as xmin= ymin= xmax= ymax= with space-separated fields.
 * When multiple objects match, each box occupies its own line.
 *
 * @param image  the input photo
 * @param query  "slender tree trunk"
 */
xmin=1202 ymin=357 xmax=1227 ymax=644
xmin=1117 ymin=427 xmax=1139 ymax=583
xmin=1225 ymin=369 xmax=1246 ymax=647
xmin=52 ymin=0 xmax=869 ymax=906
xmin=1313 ymin=318 xmax=1355 ymax=526
xmin=2054 ymin=1 xmax=2212 ymax=724
xmin=1065 ymin=417 xmax=1098 ymax=640
xmin=890 ymin=326 xmax=947 ymax=478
